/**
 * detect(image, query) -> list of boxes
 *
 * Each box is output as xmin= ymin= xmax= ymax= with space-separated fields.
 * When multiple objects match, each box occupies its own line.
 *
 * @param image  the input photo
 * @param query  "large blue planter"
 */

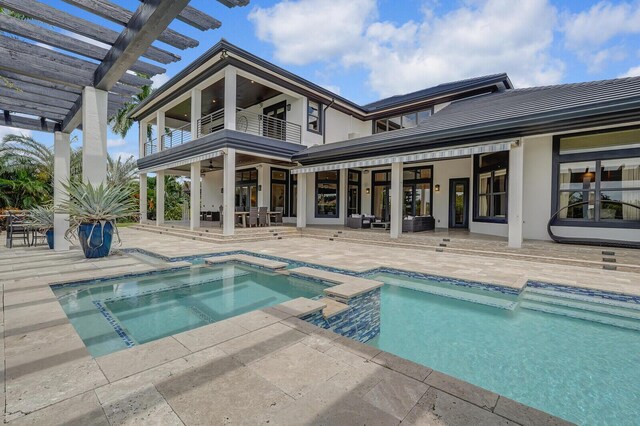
xmin=78 ymin=221 xmax=114 ymax=258
xmin=46 ymin=229 xmax=54 ymax=249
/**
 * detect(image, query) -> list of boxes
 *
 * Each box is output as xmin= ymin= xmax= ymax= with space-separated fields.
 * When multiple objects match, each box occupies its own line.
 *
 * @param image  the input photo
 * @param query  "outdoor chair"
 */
xmin=272 ymin=207 xmax=284 ymax=226
xmin=248 ymin=207 xmax=259 ymax=227
xmin=346 ymin=214 xmax=374 ymax=229
xmin=5 ymin=213 xmax=30 ymax=248
xmin=258 ymin=207 xmax=268 ymax=226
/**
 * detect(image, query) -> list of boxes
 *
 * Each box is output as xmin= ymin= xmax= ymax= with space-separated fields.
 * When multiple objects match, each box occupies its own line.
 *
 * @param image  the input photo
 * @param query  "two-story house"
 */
xmin=130 ymin=40 xmax=640 ymax=248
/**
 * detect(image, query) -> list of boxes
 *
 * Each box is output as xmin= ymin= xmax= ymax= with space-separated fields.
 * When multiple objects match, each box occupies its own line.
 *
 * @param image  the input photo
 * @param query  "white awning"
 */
xmin=291 ymin=141 xmax=514 ymax=174
xmin=139 ymin=150 xmax=224 ymax=174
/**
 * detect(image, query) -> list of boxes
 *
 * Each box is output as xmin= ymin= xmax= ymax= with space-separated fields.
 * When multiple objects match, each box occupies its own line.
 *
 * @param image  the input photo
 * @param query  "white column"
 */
xmin=190 ymin=88 xmax=202 ymax=140
xmin=156 ymin=170 xmax=165 ymax=226
xmin=257 ymin=164 xmax=270 ymax=208
xmin=190 ymin=162 xmax=201 ymax=230
xmin=508 ymin=141 xmax=525 ymax=248
xmin=339 ymin=169 xmax=348 ymax=224
xmin=139 ymin=120 xmax=147 ymax=158
xmin=139 ymin=173 xmax=147 ymax=224
xmin=296 ymin=172 xmax=307 ymax=228
xmin=53 ymin=131 xmax=70 ymax=251
xmin=224 ymin=67 xmax=237 ymax=131
xmin=81 ymin=86 xmax=108 ymax=185
xmin=156 ymin=110 xmax=165 ymax=151
xmin=223 ymin=148 xmax=236 ymax=235
xmin=390 ymin=162 xmax=404 ymax=239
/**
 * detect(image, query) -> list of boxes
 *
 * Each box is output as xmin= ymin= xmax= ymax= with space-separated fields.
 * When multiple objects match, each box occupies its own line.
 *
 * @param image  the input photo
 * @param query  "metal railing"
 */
xmin=197 ymin=109 xmax=225 ymax=138
xmin=144 ymin=139 xmax=158 ymax=155
xmin=161 ymin=122 xmax=192 ymax=149
xmin=235 ymin=107 xmax=301 ymax=144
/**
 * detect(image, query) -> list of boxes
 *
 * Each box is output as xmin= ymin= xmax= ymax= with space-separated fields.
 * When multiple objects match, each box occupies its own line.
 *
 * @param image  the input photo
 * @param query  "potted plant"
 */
xmin=28 ymin=205 xmax=55 ymax=249
xmin=60 ymin=180 xmax=138 ymax=259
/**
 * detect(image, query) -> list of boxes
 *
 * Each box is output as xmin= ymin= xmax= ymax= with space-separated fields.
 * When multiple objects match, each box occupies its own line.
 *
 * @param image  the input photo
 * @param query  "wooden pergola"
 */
xmin=0 ymin=0 xmax=248 ymax=250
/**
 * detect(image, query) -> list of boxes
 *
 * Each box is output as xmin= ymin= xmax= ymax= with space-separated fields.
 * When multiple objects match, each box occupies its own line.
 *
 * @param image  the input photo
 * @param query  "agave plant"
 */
xmin=58 ymin=180 xmax=138 ymax=255
xmin=28 ymin=204 xmax=54 ymax=232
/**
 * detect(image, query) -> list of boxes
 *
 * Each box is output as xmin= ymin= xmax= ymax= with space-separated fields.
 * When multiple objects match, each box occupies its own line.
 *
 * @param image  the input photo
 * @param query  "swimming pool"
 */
xmin=52 ymin=263 xmax=327 ymax=357
xmin=365 ymin=270 xmax=640 ymax=426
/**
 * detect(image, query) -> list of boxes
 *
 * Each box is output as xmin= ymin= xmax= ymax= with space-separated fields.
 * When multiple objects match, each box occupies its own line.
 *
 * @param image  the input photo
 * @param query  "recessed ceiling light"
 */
xmin=250 ymin=80 xmax=255 ymax=84
xmin=212 ymin=99 xmax=216 ymax=103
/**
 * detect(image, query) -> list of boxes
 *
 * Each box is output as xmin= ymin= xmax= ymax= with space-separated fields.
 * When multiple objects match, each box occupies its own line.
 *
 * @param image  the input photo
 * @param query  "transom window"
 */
xmin=307 ymin=100 xmax=322 ymax=134
xmin=473 ymin=152 xmax=508 ymax=222
xmin=374 ymin=108 xmax=432 ymax=133
xmin=554 ymin=127 xmax=640 ymax=227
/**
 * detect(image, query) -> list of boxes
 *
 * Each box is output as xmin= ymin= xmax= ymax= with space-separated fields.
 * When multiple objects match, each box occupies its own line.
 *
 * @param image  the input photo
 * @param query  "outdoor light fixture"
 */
xmin=365 ymin=188 xmax=370 ymax=195
xmin=220 ymin=49 xmax=229 ymax=59
xmin=258 ymin=185 xmax=262 ymax=191
xmin=286 ymin=104 xmax=291 ymax=111
xmin=435 ymin=184 xmax=440 ymax=192
xmin=221 ymin=188 xmax=224 ymax=193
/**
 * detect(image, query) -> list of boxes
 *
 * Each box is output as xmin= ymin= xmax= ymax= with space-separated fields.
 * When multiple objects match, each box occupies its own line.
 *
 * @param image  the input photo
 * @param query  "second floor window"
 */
xmin=308 ymin=100 xmax=322 ymax=134
xmin=374 ymin=108 xmax=432 ymax=133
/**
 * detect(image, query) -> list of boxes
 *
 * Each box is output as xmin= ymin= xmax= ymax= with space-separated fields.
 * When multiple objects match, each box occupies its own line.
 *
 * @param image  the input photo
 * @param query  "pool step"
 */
xmin=520 ymin=292 xmax=640 ymax=331
xmin=525 ymin=287 xmax=640 ymax=312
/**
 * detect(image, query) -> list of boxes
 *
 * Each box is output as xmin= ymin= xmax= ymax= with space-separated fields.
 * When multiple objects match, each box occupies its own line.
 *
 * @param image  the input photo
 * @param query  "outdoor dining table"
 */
xmin=234 ymin=211 xmax=282 ymax=227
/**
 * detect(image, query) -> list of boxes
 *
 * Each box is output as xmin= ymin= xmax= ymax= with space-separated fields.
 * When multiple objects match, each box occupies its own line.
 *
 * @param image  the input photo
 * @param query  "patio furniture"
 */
xmin=371 ymin=221 xmax=390 ymax=230
xmin=248 ymin=207 xmax=258 ymax=227
xmin=258 ymin=207 xmax=268 ymax=226
xmin=346 ymin=214 xmax=374 ymax=229
xmin=271 ymin=207 xmax=284 ymax=226
xmin=5 ymin=213 xmax=30 ymax=248
xmin=402 ymin=216 xmax=435 ymax=232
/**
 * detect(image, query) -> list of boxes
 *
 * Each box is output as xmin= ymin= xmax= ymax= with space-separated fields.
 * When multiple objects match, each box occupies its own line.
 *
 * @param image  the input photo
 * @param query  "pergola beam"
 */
xmin=0 ymin=0 xmax=180 ymax=64
xmin=62 ymin=0 xmax=199 ymax=50
xmin=0 ymin=70 xmax=82 ymax=97
xmin=1 ymin=112 xmax=60 ymax=133
xmin=0 ymin=100 xmax=67 ymax=121
xmin=93 ymin=0 xmax=191 ymax=91
xmin=177 ymin=6 xmax=221 ymax=30
xmin=0 ymin=14 xmax=165 ymax=76
xmin=0 ymin=86 xmax=76 ymax=110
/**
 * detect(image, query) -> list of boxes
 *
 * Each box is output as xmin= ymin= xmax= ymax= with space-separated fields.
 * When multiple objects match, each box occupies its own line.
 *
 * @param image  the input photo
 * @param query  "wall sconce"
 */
xmin=434 ymin=184 xmax=440 ymax=192
xmin=286 ymin=104 xmax=291 ymax=111
xmin=220 ymin=49 xmax=229 ymax=59
xmin=220 ymin=188 xmax=224 ymax=193
xmin=365 ymin=188 xmax=370 ymax=195
xmin=258 ymin=184 xmax=262 ymax=191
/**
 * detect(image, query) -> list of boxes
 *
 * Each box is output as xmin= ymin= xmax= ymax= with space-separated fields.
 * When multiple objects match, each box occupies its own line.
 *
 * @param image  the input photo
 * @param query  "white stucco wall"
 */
xmin=201 ymin=170 xmax=223 ymax=212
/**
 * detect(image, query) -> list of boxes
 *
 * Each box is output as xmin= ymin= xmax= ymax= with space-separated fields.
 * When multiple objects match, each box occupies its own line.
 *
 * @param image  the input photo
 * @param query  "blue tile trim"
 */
xmin=92 ymin=300 xmax=136 ymax=349
xmin=527 ymin=281 xmax=640 ymax=305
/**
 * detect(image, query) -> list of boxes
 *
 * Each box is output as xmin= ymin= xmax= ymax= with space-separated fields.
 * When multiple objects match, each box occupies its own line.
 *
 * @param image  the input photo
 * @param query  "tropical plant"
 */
xmin=109 ymin=81 xmax=153 ymax=138
xmin=107 ymin=154 xmax=138 ymax=187
xmin=28 ymin=204 xmax=54 ymax=232
xmin=59 ymin=180 xmax=138 ymax=245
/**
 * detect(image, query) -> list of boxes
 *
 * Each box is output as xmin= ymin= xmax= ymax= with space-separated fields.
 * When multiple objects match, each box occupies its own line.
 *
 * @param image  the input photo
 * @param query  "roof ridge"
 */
xmin=508 ymin=75 xmax=640 ymax=93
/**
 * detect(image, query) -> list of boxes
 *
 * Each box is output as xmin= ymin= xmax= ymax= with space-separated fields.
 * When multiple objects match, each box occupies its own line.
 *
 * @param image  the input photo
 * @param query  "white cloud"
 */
xmin=563 ymin=1 xmax=640 ymax=72
xmin=0 ymin=127 xmax=32 ymax=141
xmin=151 ymin=74 xmax=170 ymax=89
xmin=107 ymin=138 xmax=127 ymax=147
xmin=619 ymin=65 xmax=640 ymax=78
xmin=321 ymin=84 xmax=342 ymax=95
xmin=112 ymin=151 xmax=138 ymax=161
xmin=249 ymin=0 xmax=563 ymax=97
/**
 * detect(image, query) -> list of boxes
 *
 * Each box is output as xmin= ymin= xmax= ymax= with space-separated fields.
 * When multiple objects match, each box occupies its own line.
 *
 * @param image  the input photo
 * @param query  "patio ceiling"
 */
xmin=0 ymin=0 xmax=248 ymax=133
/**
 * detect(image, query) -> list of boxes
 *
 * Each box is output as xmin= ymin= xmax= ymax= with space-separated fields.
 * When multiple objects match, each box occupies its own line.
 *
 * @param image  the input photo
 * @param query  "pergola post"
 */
xmin=224 ymin=66 xmax=236 ymax=130
xmin=508 ymin=140 xmax=525 ymax=248
xmin=296 ymin=173 xmax=307 ymax=228
xmin=139 ymin=173 xmax=147 ymax=223
xmin=190 ymin=88 xmax=202 ymax=139
xmin=222 ymin=148 xmax=235 ymax=235
xmin=156 ymin=170 xmax=165 ymax=226
xmin=190 ymin=162 xmax=201 ymax=230
xmin=81 ymin=86 xmax=108 ymax=185
xmin=390 ymin=162 xmax=404 ymax=239
xmin=53 ymin=131 xmax=70 ymax=251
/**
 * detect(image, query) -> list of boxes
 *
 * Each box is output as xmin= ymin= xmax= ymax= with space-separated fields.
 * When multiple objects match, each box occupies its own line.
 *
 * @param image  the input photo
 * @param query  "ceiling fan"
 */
xmin=201 ymin=159 xmax=219 ymax=174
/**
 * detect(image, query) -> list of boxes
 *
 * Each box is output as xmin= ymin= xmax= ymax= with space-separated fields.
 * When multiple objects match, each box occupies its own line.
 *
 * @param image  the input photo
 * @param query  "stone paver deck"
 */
xmin=1 ymin=229 xmax=623 ymax=424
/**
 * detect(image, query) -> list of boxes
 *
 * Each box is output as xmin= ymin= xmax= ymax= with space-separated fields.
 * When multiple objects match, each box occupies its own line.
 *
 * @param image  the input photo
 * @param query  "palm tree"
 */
xmin=109 ymin=82 xmax=153 ymax=139
xmin=107 ymin=155 xmax=138 ymax=187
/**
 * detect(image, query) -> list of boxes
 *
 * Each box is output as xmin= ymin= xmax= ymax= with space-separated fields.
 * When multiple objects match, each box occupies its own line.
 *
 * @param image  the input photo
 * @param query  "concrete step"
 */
xmin=130 ymin=225 xmax=300 ymax=244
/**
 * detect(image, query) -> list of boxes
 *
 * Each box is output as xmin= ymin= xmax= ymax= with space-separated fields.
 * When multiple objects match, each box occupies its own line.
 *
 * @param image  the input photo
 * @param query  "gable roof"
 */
xmin=129 ymin=39 xmax=511 ymax=120
xmin=292 ymin=76 xmax=640 ymax=165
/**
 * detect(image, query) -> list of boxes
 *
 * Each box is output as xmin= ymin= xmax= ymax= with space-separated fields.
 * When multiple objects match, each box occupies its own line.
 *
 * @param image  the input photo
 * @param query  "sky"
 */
xmin=3 ymin=0 xmax=640 ymax=161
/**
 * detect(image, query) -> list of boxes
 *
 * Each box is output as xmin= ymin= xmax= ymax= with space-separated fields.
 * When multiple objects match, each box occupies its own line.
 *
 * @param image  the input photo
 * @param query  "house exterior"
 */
xmin=130 ymin=40 xmax=640 ymax=248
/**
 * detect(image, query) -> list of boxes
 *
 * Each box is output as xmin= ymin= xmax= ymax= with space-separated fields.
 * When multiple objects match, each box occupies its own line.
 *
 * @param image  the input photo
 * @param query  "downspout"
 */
xmin=322 ymin=98 xmax=335 ymax=144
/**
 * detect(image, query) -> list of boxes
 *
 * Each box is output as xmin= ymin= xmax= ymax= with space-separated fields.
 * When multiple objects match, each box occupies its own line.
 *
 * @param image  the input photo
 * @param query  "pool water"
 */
xmin=366 ymin=272 xmax=640 ymax=425
xmin=53 ymin=263 xmax=326 ymax=357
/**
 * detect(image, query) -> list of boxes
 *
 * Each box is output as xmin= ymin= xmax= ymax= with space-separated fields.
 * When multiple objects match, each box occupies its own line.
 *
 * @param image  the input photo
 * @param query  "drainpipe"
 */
xmin=322 ymin=98 xmax=335 ymax=144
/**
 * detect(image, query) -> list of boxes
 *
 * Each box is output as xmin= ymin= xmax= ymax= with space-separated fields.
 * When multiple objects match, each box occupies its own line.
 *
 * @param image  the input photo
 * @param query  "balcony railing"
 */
xmin=161 ymin=122 xmax=192 ymax=149
xmin=234 ymin=107 xmax=301 ymax=144
xmin=144 ymin=139 xmax=157 ymax=155
xmin=197 ymin=109 xmax=225 ymax=138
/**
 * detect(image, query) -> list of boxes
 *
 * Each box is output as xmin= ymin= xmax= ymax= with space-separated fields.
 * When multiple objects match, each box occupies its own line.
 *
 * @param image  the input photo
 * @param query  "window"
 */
xmin=473 ymin=152 xmax=508 ymax=222
xmin=307 ymin=100 xmax=321 ymax=134
xmin=270 ymin=168 xmax=289 ymax=216
xmin=235 ymin=168 xmax=258 ymax=211
xmin=347 ymin=170 xmax=361 ymax=216
xmin=371 ymin=166 xmax=432 ymax=221
xmin=315 ymin=171 xmax=339 ymax=217
xmin=553 ymin=128 xmax=640 ymax=227
xmin=373 ymin=108 xmax=433 ymax=134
